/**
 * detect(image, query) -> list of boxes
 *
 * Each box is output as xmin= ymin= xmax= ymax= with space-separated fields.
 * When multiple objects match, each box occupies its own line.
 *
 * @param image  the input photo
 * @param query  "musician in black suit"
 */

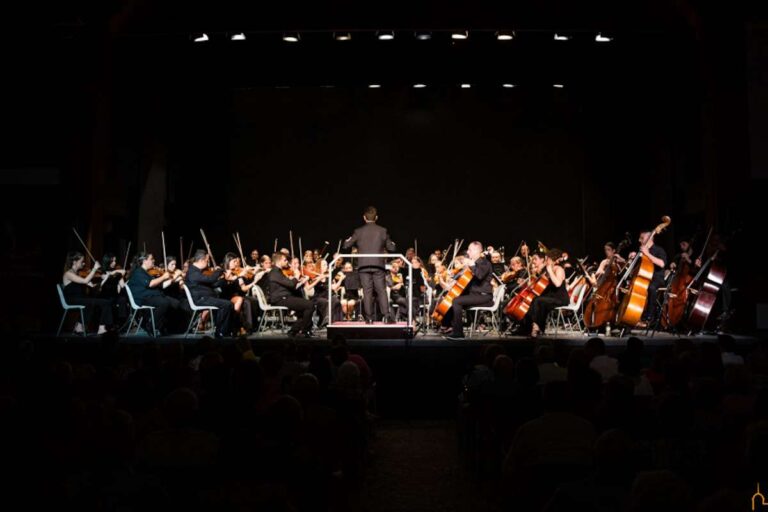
xmin=443 ymin=241 xmax=494 ymax=340
xmin=269 ymin=252 xmax=316 ymax=338
xmin=342 ymin=206 xmax=396 ymax=323
xmin=185 ymin=250 xmax=234 ymax=338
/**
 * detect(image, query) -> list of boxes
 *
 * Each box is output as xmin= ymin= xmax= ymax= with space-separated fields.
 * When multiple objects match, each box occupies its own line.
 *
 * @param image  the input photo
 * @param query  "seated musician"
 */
xmin=98 ymin=252 xmax=128 ymax=322
xmin=593 ymin=242 xmax=625 ymax=284
xmin=127 ymin=252 xmax=183 ymax=335
xmin=161 ymin=256 xmax=185 ymax=300
xmin=628 ymin=232 xmax=667 ymax=328
xmin=410 ymin=256 xmax=429 ymax=316
xmin=669 ymin=239 xmax=693 ymax=273
xmin=387 ymin=258 xmax=418 ymax=322
xmin=490 ymin=250 xmax=506 ymax=277
xmin=443 ymin=241 xmax=494 ymax=341
xmin=305 ymin=259 xmax=342 ymax=328
xmin=249 ymin=249 xmax=260 ymax=268
xmin=221 ymin=252 xmax=259 ymax=335
xmin=186 ymin=249 xmax=234 ymax=338
xmin=523 ymin=249 xmax=570 ymax=338
xmin=338 ymin=261 xmax=361 ymax=320
xmin=269 ymin=252 xmax=315 ymax=338
xmin=61 ymin=251 xmax=113 ymax=334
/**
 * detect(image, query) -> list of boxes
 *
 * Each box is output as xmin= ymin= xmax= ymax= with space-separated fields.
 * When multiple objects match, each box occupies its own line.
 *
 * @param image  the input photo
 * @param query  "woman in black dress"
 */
xmin=526 ymin=248 xmax=570 ymax=338
xmin=61 ymin=251 xmax=114 ymax=334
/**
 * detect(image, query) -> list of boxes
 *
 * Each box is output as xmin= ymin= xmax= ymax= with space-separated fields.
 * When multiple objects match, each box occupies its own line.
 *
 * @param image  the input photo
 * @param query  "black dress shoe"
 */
xmin=365 ymin=318 xmax=373 ymax=325
xmin=303 ymin=331 xmax=318 ymax=338
xmin=383 ymin=316 xmax=394 ymax=324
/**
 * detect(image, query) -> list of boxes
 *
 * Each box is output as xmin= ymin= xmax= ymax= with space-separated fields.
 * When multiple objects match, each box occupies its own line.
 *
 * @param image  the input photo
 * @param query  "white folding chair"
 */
xmin=183 ymin=285 xmax=218 ymax=337
xmin=56 ymin=284 xmax=86 ymax=336
xmin=468 ymin=284 xmax=506 ymax=338
xmin=124 ymin=285 xmax=158 ymax=337
xmin=253 ymin=285 xmax=288 ymax=333
xmin=550 ymin=282 xmax=589 ymax=334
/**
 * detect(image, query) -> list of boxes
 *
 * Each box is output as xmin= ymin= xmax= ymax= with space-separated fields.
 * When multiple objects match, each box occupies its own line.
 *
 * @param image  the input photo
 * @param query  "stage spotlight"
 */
xmin=595 ymin=33 xmax=613 ymax=42
xmin=193 ymin=33 xmax=209 ymax=42
xmin=368 ymin=84 xmax=381 ymax=88
xmin=377 ymin=31 xmax=395 ymax=41
xmin=496 ymin=31 xmax=515 ymax=41
xmin=334 ymin=32 xmax=352 ymax=41
xmin=451 ymin=31 xmax=468 ymax=40
xmin=231 ymin=33 xmax=246 ymax=41
xmin=283 ymin=33 xmax=300 ymax=42
xmin=553 ymin=83 xmax=564 ymax=88
xmin=460 ymin=83 xmax=471 ymax=89
xmin=413 ymin=83 xmax=427 ymax=88
xmin=553 ymin=33 xmax=570 ymax=41
xmin=502 ymin=83 xmax=516 ymax=88
xmin=415 ymin=31 xmax=432 ymax=40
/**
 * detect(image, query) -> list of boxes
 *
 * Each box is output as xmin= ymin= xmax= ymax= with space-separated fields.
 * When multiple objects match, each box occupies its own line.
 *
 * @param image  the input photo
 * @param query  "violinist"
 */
xmin=99 ymin=253 xmax=127 ymax=298
xmin=305 ymin=259 xmax=342 ymax=328
xmin=628 ymin=232 xmax=667 ymax=328
xmin=501 ymin=256 xmax=527 ymax=290
xmin=387 ymin=258 xmax=417 ymax=322
xmin=249 ymin=249 xmax=260 ymax=268
xmin=221 ymin=252 xmax=259 ymax=335
xmin=443 ymin=241 xmax=494 ymax=341
xmin=523 ymin=249 xmax=569 ymax=338
xmin=186 ymin=249 xmax=233 ymax=338
xmin=427 ymin=253 xmax=439 ymax=275
xmin=127 ymin=252 xmax=184 ymax=336
xmin=162 ymin=256 xmax=185 ymax=300
xmin=254 ymin=255 xmax=272 ymax=301
xmin=269 ymin=252 xmax=315 ymax=338
xmin=62 ymin=251 xmax=112 ymax=334
xmin=338 ymin=261 xmax=361 ymax=320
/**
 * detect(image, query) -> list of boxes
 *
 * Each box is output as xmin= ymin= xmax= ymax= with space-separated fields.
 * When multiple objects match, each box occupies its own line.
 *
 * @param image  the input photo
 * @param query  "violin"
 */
xmin=147 ymin=266 xmax=164 ymax=278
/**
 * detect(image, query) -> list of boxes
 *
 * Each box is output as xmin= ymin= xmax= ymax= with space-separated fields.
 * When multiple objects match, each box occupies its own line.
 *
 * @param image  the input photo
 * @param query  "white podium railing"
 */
xmin=328 ymin=253 xmax=412 ymax=326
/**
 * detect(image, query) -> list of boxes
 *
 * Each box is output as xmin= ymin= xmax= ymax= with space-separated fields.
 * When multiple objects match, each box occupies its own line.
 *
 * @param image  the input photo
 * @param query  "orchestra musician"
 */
xmin=126 ymin=252 xmax=184 ymax=336
xmin=221 ymin=252 xmax=259 ymax=335
xmin=338 ymin=261 xmax=360 ymax=320
xmin=387 ymin=258 xmax=418 ymax=322
xmin=522 ymin=249 xmax=569 ymax=338
xmin=305 ymin=258 xmax=342 ymax=328
xmin=443 ymin=241 xmax=494 ymax=341
xmin=61 ymin=251 xmax=113 ymax=334
xmin=592 ymin=242 xmax=626 ymax=285
xmin=628 ymin=231 xmax=667 ymax=328
xmin=185 ymin=249 xmax=234 ymax=338
xmin=269 ymin=252 xmax=315 ymax=338
xmin=342 ymin=206 xmax=397 ymax=324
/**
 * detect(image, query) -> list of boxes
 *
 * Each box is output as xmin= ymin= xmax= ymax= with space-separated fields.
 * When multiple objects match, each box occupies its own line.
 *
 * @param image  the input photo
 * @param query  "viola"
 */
xmin=616 ymin=216 xmax=671 ymax=327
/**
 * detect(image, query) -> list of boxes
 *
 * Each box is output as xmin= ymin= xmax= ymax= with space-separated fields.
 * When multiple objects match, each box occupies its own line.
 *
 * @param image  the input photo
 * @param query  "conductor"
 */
xmin=343 ymin=206 xmax=396 ymax=323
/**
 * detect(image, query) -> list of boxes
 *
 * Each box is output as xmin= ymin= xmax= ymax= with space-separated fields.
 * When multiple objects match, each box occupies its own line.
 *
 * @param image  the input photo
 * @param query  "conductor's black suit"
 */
xmin=343 ymin=222 xmax=396 ymax=321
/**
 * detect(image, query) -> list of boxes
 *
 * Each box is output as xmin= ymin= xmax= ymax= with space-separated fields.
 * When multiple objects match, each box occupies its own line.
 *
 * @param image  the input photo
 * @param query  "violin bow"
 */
xmin=123 ymin=241 xmax=132 ymax=270
xmin=179 ymin=237 xmax=183 ymax=265
xmin=72 ymin=227 xmax=97 ymax=265
xmin=273 ymin=238 xmax=278 ymax=254
xmin=199 ymin=228 xmax=217 ymax=267
xmin=317 ymin=241 xmax=330 ymax=259
xmin=298 ymin=237 xmax=303 ymax=262
xmin=187 ymin=241 xmax=194 ymax=262
xmin=289 ymin=230 xmax=295 ymax=260
xmin=414 ymin=239 xmax=418 ymax=257
xmin=235 ymin=232 xmax=247 ymax=266
xmin=161 ymin=231 xmax=168 ymax=271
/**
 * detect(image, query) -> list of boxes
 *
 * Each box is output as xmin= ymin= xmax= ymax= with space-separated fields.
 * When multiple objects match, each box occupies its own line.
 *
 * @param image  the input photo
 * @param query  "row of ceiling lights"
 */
xmin=192 ymin=30 xmax=613 ymax=43
xmin=270 ymin=83 xmax=566 ymax=89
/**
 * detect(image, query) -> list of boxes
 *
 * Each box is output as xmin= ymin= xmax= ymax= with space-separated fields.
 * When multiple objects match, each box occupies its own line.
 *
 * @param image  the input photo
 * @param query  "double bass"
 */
xmin=686 ymin=248 xmax=726 ymax=332
xmin=615 ymin=216 xmax=671 ymax=327
xmin=583 ymin=238 xmax=630 ymax=330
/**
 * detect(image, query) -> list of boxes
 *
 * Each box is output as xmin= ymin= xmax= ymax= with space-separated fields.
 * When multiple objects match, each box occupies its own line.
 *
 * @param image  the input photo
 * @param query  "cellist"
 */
xmin=443 ymin=241 xmax=493 ymax=341
xmin=593 ymin=242 xmax=626 ymax=285
xmin=521 ymin=248 xmax=569 ymax=338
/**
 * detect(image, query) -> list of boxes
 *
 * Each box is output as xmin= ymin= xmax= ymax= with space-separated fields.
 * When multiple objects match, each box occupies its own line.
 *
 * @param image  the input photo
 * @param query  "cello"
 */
xmin=503 ymin=251 xmax=565 ymax=321
xmin=662 ymin=228 xmax=709 ymax=329
xmin=431 ymin=241 xmax=471 ymax=323
xmin=615 ymin=216 xmax=671 ymax=327
xmin=583 ymin=238 xmax=629 ymax=330
xmin=686 ymin=248 xmax=726 ymax=332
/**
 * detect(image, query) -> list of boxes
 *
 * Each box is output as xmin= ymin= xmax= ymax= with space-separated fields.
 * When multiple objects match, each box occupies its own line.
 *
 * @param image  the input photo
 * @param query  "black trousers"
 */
xmin=642 ymin=281 xmax=663 ymax=322
xmin=141 ymin=295 xmax=182 ymax=332
xmin=441 ymin=294 xmax=493 ymax=336
xmin=314 ymin=295 xmax=341 ymax=327
xmin=196 ymin=296 xmax=234 ymax=336
xmin=70 ymin=296 xmax=114 ymax=326
xmin=391 ymin=294 xmax=420 ymax=322
xmin=528 ymin=294 xmax=569 ymax=331
xmin=360 ymin=268 xmax=389 ymax=321
xmin=273 ymin=296 xmax=315 ymax=334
